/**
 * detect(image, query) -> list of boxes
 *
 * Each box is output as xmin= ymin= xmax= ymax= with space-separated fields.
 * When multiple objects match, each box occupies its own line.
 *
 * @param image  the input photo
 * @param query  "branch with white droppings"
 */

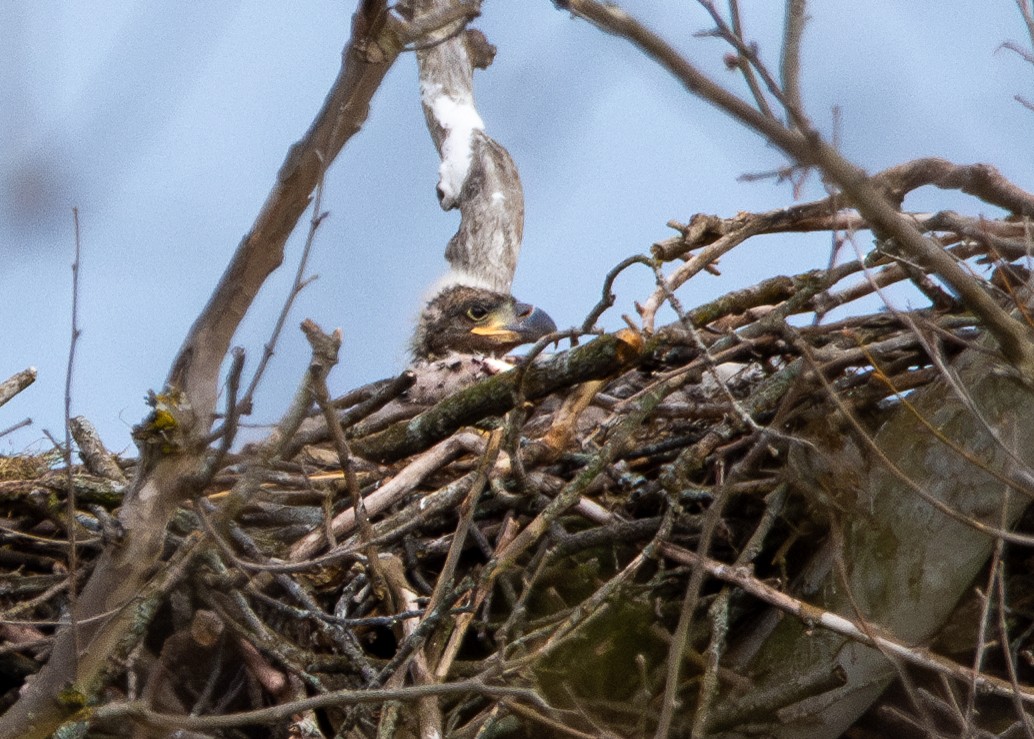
xmin=412 ymin=1 xmax=524 ymax=294
xmin=420 ymin=79 xmax=485 ymax=209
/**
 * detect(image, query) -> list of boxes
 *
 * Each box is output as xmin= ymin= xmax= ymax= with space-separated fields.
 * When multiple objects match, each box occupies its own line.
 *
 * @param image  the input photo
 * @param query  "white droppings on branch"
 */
xmin=420 ymin=80 xmax=485 ymax=207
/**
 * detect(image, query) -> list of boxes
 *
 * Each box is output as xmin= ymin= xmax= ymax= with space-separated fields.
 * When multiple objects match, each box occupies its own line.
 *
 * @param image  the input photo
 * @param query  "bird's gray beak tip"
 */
xmin=514 ymin=304 xmax=557 ymax=341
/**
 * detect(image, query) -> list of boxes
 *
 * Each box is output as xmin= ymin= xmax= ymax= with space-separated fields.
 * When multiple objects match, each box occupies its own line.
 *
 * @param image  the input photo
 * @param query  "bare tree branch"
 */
xmin=0 ymin=368 xmax=36 ymax=410
xmin=557 ymin=0 xmax=1034 ymax=379
xmin=69 ymin=416 xmax=126 ymax=483
xmin=92 ymin=678 xmax=547 ymax=733
xmin=411 ymin=0 xmax=524 ymax=292
xmin=780 ymin=0 xmax=807 ymax=120
xmin=350 ymin=331 xmax=643 ymax=462
xmin=657 ymin=542 xmax=1034 ymax=723
xmin=0 ymin=4 xmax=410 ymax=735
xmin=62 ymin=207 xmax=84 ymax=662
xmin=1015 ymin=0 xmax=1034 ymax=60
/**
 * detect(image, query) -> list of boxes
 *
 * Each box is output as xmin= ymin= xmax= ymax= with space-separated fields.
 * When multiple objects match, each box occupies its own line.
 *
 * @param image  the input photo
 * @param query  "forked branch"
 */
xmin=0 ymin=3 xmax=417 ymax=736
xmin=557 ymin=0 xmax=1034 ymax=379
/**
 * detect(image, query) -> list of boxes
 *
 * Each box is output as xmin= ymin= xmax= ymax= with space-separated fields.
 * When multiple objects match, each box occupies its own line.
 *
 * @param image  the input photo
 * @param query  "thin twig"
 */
xmin=660 ymin=541 xmax=1034 ymax=709
xmin=697 ymin=0 xmax=788 ymax=120
xmin=307 ymin=321 xmax=385 ymax=588
xmin=64 ymin=207 xmax=83 ymax=661
xmin=94 ymin=677 xmax=547 ymax=732
xmin=1014 ymin=0 xmax=1034 ymax=61
xmin=994 ymin=484 xmax=1034 ymax=739
xmin=656 ymin=472 xmax=730 ymax=738
xmin=0 ymin=418 xmax=32 ymax=440
xmin=581 ymin=254 xmax=655 ymax=332
xmin=723 ymin=0 xmax=775 ymax=119
xmin=966 ymin=554 xmax=998 ymax=726
xmin=427 ymin=428 xmax=502 ymax=681
xmin=239 ymin=170 xmax=329 ymax=413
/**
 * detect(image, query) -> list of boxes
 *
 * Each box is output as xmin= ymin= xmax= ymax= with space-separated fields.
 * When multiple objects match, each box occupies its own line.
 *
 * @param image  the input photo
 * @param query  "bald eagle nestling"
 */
xmin=382 ymin=284 xmax=556 ymax=411
xmin=411 ymin=284 xmax=556 ymax=361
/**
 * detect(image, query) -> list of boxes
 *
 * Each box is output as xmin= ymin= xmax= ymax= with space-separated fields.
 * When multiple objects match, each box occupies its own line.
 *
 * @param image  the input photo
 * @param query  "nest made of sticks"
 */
xmin=3 ymin=197 xmax=1034 ymax=738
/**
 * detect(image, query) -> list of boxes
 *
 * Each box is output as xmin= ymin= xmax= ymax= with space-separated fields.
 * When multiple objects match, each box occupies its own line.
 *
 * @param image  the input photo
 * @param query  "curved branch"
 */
xmin=872 ymin=157 xmax=1034 ymax=216
xmin=559 ymin=0 xmax=1034 ymax=380
xmin=93 ymin=678 xmax=547 ymax=732
xmin=414 ymin=0 xmax=525 ymax=292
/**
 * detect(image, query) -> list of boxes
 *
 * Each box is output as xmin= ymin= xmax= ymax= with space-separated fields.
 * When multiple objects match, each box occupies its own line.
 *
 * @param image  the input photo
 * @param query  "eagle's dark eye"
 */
xmin=466 ymin=305 xmax=489 ymax=321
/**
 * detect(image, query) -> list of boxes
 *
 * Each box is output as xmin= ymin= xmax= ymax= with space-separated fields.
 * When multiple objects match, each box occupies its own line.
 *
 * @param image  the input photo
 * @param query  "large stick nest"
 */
xmin=2 ymin=189 xmax=1034 ymax=737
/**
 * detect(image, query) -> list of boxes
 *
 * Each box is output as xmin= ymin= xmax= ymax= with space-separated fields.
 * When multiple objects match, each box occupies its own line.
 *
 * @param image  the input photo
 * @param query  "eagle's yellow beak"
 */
xmin=469 ymin=301 xmax=556 ymax=347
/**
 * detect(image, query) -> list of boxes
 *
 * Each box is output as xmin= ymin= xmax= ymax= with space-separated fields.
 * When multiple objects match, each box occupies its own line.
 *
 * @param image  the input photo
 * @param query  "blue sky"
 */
xmin=1 ymin=2 xmax=1031 ymax=454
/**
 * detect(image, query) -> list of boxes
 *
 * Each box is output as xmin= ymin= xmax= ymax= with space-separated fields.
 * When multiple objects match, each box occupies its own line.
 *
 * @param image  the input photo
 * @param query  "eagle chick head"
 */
xmin=411 ymin=285 xmax=556 ymax=361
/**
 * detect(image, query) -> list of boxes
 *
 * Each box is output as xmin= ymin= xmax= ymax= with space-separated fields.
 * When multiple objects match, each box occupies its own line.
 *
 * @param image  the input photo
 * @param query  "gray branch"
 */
xmin=0 ymin=4 xmax=408 ymax=736
xmin=413 ymin=0 xmax=524 ymax=293
xmin=0 ymin=367 xmax=36 ymax=409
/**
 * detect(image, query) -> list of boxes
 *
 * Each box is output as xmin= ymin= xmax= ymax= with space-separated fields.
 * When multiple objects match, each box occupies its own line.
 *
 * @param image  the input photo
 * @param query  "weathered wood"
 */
xmin=413 ymin=0 xmax=524 ymax=293
xmin=69 ymin=416 xmax=126 ymax=483
xmin=0 ymin=367 xmax=36 ymax=409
